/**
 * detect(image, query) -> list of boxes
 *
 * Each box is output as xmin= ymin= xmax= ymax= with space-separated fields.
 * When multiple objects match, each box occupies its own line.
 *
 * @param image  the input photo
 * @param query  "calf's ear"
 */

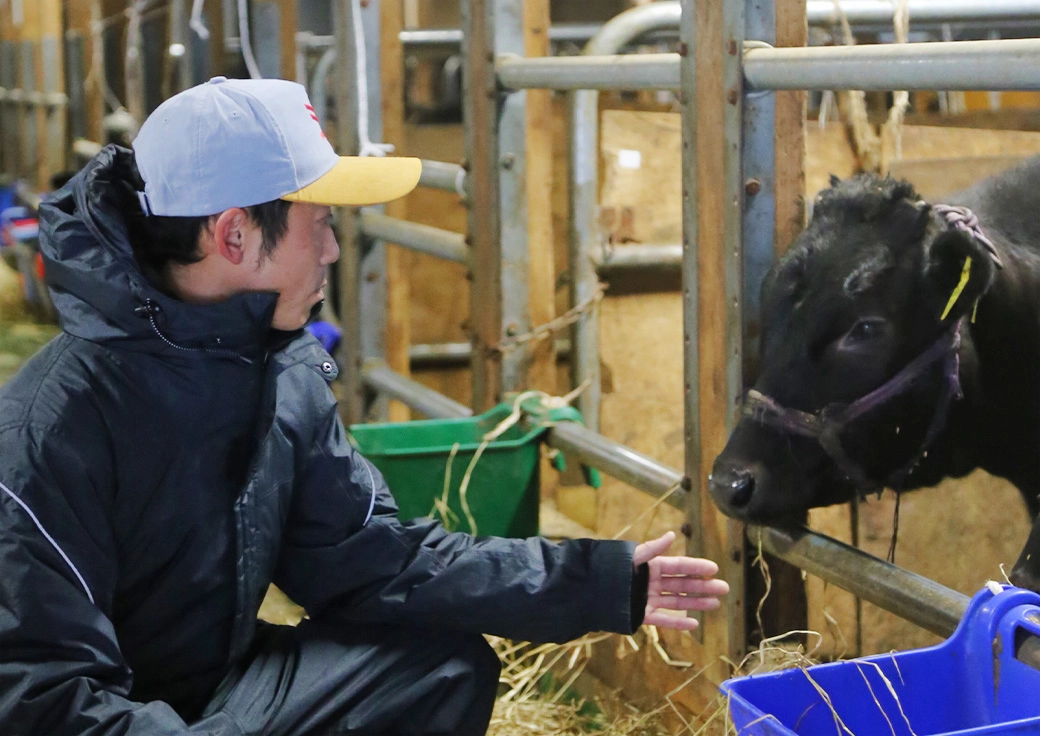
xmin=924 ymin=227 xmax=997 ymax=322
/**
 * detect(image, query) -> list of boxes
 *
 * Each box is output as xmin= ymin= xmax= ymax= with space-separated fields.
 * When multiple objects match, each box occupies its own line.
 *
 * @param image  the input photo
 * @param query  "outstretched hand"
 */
xmin=633 ymin=531 xmax=730 ymax=631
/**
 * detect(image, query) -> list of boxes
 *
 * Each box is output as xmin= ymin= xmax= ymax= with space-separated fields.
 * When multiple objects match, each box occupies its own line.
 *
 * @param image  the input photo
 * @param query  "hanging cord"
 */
xmin=350 ymin=0 xmax=394 ymax=156
xmin=831 ymin=0 xmax=882 ymax=172
xmin=236 ymin=0 xmax=262 ymax=78
xmin=189 ymin=0 xmax=209 ymax=40
xmin=881 ymin=0 xmax=911 ymax=162
xmin=886 ymin=491 xmax=901 ymax=564
xmin=492 ymin=282 xmax=607 ymax=356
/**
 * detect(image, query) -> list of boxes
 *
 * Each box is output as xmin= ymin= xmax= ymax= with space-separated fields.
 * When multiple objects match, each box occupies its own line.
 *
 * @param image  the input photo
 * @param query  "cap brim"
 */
xmin=282 ymin=156 xmax=422 ymax=206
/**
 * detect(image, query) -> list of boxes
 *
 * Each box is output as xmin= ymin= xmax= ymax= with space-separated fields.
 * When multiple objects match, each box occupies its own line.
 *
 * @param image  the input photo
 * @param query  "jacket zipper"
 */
xmin=134 ymin=298 xmax=255 ymax=365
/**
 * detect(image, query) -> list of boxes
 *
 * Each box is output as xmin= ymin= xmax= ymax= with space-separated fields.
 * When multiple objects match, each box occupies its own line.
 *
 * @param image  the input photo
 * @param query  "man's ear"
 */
xmin=212 ymin=208 xmax=249 ymax=265
xmin=924 ymin=226 xmax=998 ymax=322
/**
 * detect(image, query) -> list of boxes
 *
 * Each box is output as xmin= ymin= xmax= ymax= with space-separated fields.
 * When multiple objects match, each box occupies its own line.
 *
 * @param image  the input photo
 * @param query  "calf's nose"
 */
xmin=709 ymin=465 xmax=756 ymax=515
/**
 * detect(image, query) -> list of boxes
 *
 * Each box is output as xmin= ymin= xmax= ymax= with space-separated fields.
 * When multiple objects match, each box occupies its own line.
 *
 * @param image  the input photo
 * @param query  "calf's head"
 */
xmin=710 ymin=174 xmax=999 ymax=523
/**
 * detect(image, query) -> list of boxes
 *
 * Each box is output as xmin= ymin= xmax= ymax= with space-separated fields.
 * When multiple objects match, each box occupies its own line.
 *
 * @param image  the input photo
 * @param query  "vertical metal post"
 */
xmin=334 ymin=0 xmax=387 ymax=423
xmin=19 ymin=41 xmax=36 ymax=183
xmin=65 ymin=33 xmax=88 ymax=143
xmin=334 ymin=0 xmax=364 ymax=424
xmin=0 ymin=40 xmax=17 ymax=178
xmin=41 ymin=34 xmax=64 ymax=182
xmin=678 ymin=0 xmax=703 ymax=635
xmin=568 ymin=3 xmax=683 ymax=432
xmin=357 ymin=0 xmax=389 ymax=421
xmin=462 ymin=0 xmax=530 ymax=411
xmin=568 ymin=69 xmax=602 ymax=431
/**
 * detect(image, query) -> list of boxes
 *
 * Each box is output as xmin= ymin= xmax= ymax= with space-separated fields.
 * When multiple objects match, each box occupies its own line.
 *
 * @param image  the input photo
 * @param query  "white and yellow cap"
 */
xmin=133 ymin=76 xmax=421 ymax=216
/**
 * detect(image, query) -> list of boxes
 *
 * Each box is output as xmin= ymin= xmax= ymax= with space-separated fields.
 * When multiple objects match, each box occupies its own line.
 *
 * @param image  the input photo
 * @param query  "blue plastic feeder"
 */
xmin=722 ymin=586 xmax=1040 ymax=735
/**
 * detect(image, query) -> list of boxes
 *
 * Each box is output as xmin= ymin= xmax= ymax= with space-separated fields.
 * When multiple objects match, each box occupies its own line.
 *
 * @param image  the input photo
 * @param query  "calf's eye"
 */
xmin=842 ymin=318 xmax=886 ymax=345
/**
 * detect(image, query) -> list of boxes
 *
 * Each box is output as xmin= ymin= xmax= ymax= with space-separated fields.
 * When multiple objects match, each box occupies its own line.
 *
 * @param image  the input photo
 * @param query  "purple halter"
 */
xmin=742 ymin=321 xmax=963 ymax=494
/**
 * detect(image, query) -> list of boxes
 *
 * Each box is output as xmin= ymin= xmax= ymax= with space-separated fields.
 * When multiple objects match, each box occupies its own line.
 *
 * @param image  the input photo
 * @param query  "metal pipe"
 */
xmin=745 ymin=38 xmax=1040 ymax=91
xmin=750 ymin=525 xmax=969 ymax=637
xmin=591 ymin=243 xmax=683 ymax=271
xmin=409 ymin=338 xmax=570 ymax=367
xmin=362 ymin=360 xmax=473 ymax=418
xmin=806 ymin=0 xmax=1040 ymax=25
xmin=507 ymin=37 xmax=1040 ymax=93
xmin=357 ymin=362 xmax=969 ymax=637
xmin=310 ymin=46 xmax=337 ymax=127
xmin=497 ymin=53 xmax=680 ymax=91
xmin=418 ymin=159 xmax=466 ymax=195
xmin=409 ymin=342 xmax=473 ymax=365
xmin=358 ymin=210 xmax=468 ymax=263
xmin=569 ymin=2 xmax=684 ymax=433
xmin=545 ymin=422 xmax=684 ymax=509
xmin=386 ymin=3 xmax=1040 ymax=51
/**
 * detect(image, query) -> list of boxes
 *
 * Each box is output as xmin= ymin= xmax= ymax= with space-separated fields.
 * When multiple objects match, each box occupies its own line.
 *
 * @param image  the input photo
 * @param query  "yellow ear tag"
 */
xmin=941 ymin=256 xmax=972 ymax=321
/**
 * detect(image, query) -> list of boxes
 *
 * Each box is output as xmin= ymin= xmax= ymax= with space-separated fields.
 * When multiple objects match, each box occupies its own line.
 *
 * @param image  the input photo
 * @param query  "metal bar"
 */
xmin=19 ymin=41 xmax=37 ymax=183
xmin=418 ymin=159 xmax=466 ymax=194
xmin=358 ymin=0 xmax=389 ymax=422
xmin=42 ymin=35 xmax=65 ymax=184
xmin=545 ymin=422 xmax=684 ymax=508
xmin=0 ymin=41 xmax=16 ymax=178
xmin=358 ymin=210 xmax=468 ymax=263
xmin=500 ymin=38 xmax=1040 ymax=94
xmin=497 ymin=53 xmax=680 ymax=91
xmin=409 ymin=338 xmax=570 ymax=367
xmin=410 ymin=342 xmax=473 ymax=365
xmin=356 ymin=359 xmax=971 ymax=640
xmin=497 ymin=86 xmax=531 ymax=394
xmin=591 ymin=244 xmax=683 ymax=271
xmin=399 ymin=24 xmax=611 ymax=49
xmin=333 ymin=0 xmax=366 ymax=424
xmin=750 ymin=525 xmax=969 ymax=637
xmin=569 ymin=2 xmax=683 ymax=434
xmin=361 ymin=360 xmax=473 ymax=419
xmin=745 ymin=38 xmax=1040 ymax=91
xmin=807 ymin=0 xmax=1040 ymax=25
xmin=389 ymin=2 xmax=1040 ymax=50
xmin=64 ymin=33 xmax=88 ymax=143
xmin=679 ymin=0 xmax=702 ymax=607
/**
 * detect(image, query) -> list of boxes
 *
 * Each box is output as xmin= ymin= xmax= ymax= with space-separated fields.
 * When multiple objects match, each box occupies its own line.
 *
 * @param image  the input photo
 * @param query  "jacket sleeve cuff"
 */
xmin=630 ymin=562 xmax=649 ymax=629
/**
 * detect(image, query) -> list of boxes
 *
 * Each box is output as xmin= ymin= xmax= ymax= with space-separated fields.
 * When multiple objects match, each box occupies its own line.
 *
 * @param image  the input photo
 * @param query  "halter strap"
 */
xmin=743 ymin=320 xmax=963 ymax=493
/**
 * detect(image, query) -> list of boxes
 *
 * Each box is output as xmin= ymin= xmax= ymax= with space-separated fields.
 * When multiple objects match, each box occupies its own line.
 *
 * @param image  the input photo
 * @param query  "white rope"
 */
xmin=350 ymin=0 xmax=394 ymax=156
xmin=237 ymin=0 xmax=263 ymax=79
xmin=189 ymin=0 xmax=210 ymax=40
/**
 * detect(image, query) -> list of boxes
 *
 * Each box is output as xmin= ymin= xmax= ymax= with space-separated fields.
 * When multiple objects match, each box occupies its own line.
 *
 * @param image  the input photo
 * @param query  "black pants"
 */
xmin=192 ymin=621 xmax=501 ymax=736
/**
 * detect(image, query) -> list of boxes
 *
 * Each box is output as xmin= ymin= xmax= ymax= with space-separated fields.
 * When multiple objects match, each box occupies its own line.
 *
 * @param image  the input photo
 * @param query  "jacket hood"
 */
xmin=38 ymin=145 xmax=278 ymax=360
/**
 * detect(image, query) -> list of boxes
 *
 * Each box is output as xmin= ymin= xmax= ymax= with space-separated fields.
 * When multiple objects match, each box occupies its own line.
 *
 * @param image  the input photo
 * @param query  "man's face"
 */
xmin=248 ymin=202 xmax=340 ymax=331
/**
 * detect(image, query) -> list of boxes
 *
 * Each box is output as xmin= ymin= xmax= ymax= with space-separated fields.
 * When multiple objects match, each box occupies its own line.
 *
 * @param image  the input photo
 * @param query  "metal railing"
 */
xmin=344 ymin=0 xmax=1040 ymax=654
xmin=359 ymin=361 xmax=970 ymax=638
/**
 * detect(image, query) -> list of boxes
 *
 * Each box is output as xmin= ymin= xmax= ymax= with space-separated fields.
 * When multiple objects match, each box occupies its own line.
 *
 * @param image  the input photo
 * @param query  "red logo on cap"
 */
xmin=305 ymin=104 xmax=326 ymax=139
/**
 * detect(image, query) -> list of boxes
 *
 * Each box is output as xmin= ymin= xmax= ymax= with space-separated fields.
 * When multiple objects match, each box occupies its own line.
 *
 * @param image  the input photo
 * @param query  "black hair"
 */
xmin=130 ymin=200 xmax=292 ymax=274
xmin=122 ymin=156 xmax=292 ymax=276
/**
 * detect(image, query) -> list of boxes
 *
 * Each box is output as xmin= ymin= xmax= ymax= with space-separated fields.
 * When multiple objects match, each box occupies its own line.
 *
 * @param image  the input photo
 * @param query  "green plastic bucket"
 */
xmin=347 ymin=404 xmax=545 ymax=537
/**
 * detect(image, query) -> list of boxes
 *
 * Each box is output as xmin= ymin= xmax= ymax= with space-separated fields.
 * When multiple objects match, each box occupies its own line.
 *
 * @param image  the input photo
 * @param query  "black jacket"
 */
xmin=0 ymin=147 xmax=642 ymax=735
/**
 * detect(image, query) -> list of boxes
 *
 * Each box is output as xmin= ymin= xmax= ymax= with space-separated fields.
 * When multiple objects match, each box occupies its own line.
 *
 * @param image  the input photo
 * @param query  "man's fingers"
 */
xmin=649 ymin=555 xmax=720 ymax=578
xmin=649 ymin=576 xmax=730 ymax=598
xmin=633 ymin=531 xmax=676 ymax=568
xmin=648 ymin=594 xmax=723 ymax=612
xmin=643 ymin=610 xmax=700 ymax=631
